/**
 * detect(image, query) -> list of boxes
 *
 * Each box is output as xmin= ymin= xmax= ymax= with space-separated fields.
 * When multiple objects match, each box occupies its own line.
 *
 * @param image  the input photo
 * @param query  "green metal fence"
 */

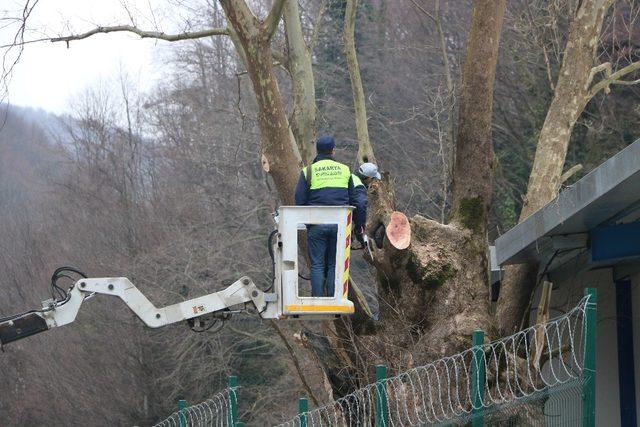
xmin=279 ymin=288 xmax=596 ymax=427
xmin=153 ymin=289 xmax=596 ymax=427
xmin=153 ymin=376 xmax=241 ymax=427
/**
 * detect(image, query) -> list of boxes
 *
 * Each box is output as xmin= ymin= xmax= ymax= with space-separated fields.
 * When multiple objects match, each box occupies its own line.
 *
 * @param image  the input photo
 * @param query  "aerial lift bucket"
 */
xmin=272 ymin=206 xmax=355 ymax=318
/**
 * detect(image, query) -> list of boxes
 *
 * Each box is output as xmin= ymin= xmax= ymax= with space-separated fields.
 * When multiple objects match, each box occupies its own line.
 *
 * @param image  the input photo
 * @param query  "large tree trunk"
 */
xmin=220 ymin=0 xmax=302 ymax=204
xmin=450 ymin=0 xmax=505 ymax=230
xmin=520 ymin=0 xmax=613 ymax=217
xmin=396 ymin=0 xmax=507 ymax=361
xmin=363 ymin=179 xmax=496 ymax=364
xmin=246 ymin=42 xmax=302 ymax=204
xmin=496 ymin=0 xmax=614 ymax=335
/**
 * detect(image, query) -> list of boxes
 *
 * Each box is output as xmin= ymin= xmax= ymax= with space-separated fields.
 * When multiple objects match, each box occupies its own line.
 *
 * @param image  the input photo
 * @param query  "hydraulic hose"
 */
xmin=267 ymin=229 xmax=278 ymax=291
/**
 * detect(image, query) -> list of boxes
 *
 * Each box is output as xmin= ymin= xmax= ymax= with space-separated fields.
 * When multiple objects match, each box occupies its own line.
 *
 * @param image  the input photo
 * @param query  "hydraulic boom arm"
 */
xmin=0 ymin=276 xmax=270 ymax=345
xmin=0 ymin=205 xmax=358 ymax=345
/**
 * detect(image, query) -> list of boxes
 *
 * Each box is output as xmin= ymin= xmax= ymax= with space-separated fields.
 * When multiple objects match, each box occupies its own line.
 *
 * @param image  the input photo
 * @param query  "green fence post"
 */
xmin=471 ymin=330 xmax=485 ymax=427
xmin=583 ymin=288 xmax=597 ymax=427
xmin=375 ymin=365 xmax=389 ymax=427
xmin=299 ymin=397 xmax=308 ymax=427
xmin=178 ymin=399 xmax=187 ymax=427
xmin=229 ymin=376 xmax=238 ymax=427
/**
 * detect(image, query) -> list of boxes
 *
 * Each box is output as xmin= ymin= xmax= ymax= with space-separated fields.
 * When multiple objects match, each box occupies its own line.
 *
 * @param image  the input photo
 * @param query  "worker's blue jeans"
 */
xmin=307 ymin=224 xmax=338 ymax=297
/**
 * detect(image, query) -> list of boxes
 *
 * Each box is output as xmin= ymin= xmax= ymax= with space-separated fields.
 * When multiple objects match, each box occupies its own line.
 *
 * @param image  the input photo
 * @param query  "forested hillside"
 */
xmin=0 ymin=0 xmax=639 ymax=425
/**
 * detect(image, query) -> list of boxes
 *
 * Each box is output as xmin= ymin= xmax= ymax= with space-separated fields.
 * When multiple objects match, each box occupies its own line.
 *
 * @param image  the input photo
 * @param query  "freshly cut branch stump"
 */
xmin=386 ymin=211 xmax=411 ymax=249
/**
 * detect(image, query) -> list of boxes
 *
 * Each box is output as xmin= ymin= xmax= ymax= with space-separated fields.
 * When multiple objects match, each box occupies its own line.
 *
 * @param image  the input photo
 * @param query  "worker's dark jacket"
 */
xmin=294 ymin=154 xmax=367 ymax=230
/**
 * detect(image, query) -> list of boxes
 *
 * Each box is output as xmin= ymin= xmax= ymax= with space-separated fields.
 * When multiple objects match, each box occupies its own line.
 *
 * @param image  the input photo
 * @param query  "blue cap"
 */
xmin=316 ymin=135 xmax=335 ymax=153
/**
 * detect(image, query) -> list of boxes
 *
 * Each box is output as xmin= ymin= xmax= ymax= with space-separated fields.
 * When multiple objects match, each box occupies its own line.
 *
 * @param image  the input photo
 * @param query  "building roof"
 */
xmin=495 ymin=139 xmax=640 ymax=267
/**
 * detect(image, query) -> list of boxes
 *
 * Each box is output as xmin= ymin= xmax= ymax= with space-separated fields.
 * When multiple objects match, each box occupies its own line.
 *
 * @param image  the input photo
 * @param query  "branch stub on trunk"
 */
xmin=386 ymin=211 xmax=411 ymax=249
xmin=261 ymin=153 xmax=270 ymax=172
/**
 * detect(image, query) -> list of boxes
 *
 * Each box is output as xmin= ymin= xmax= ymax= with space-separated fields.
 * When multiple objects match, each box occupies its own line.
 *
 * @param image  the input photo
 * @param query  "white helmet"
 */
xmin=358 ymin=163 xmax=381 ymax=180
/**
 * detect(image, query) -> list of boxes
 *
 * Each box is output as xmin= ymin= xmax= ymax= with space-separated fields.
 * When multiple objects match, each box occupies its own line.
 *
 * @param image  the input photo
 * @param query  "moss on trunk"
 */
xmin=454 ymin=196 xmax=485 ymax=235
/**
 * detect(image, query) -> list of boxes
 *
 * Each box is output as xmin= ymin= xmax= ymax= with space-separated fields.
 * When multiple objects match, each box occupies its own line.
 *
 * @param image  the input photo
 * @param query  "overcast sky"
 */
xmin=1 ymin=0 xmax=188 ymax=115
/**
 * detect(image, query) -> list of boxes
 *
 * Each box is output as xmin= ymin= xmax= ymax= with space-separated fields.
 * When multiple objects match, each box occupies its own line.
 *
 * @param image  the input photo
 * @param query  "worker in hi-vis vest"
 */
xmin=295 ymin=135 xmax=368 ymax=297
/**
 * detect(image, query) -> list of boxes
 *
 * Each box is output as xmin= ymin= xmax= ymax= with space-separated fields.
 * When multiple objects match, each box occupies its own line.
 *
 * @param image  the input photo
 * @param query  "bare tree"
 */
xmin=1 ymin=0 xmax=504 ymax=406
xmin=497 ymin=0 xmax=640 ymax=335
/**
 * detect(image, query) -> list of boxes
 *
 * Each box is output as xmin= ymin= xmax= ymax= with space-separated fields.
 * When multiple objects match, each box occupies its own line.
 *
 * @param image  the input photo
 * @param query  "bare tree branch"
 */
xmin=585 ymin=62 xmax=611 ymax=90
xmin=1 ymin=0 xmax=40 ymax=101
xmin=283 ymin=0 xmax=316 ymax=163
xmin=48 ymin=25 xmax=229 ymax=45
xmin=0 ymin=36 xmax=49 ymax=49
xmin=560 ymin=163 xmax=582 ymax=184
xmin=407 ymin=0 xmax=437 ymax=23
xmin=588 ymin=60 xmax=640 ymax=97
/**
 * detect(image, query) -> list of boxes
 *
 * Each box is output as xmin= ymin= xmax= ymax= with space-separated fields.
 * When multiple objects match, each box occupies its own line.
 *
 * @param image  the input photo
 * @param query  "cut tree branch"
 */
xmin=49 ymin=25 xmax=229 ymax=45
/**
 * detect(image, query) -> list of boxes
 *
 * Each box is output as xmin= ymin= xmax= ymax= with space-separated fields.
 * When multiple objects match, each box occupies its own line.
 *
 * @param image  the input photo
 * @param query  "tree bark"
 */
xmin=405 ymin=0 xmax=506 ymax=359
xmin=283 ymin=0 xmax=316 ymax=165
xmin=496 ymin=0 xmax=614 ymax=335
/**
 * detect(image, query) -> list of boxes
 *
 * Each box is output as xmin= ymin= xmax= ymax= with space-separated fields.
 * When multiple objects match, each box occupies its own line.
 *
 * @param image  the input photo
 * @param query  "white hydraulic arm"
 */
xmin=0 ymin=206 xmax=359 ymax=345
xmin=0 ymin=275 xmax=273 ymax=345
